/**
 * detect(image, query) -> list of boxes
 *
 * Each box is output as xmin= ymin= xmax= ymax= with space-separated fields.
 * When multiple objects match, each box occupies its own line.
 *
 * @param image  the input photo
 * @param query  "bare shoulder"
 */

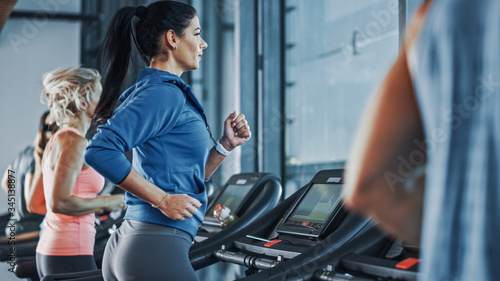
xmin=48 ymin=130 xmax=87 ymax=170
xmin=55 ymin=130 xmax=88 ymax=150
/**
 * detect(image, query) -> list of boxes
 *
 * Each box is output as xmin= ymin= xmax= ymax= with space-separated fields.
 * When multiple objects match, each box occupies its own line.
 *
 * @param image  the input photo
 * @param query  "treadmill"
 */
xmin=213 ymin=169 xmax=389 ymax=280
xmin=190 ymin=172 xmax=283 ymax=270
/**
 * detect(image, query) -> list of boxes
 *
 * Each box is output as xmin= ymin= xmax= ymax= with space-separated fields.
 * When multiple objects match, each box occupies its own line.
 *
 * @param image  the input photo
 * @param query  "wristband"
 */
xmin=151 ymin=193 xmax=170 ymax=208
xmin=215 ymin=140 xmax=232 ymax=156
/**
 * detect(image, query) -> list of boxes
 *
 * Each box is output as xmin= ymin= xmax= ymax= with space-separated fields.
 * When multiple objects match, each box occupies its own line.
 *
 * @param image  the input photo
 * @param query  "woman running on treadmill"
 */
xmin=85 ymin=2 xmax=251 ymax=280
xmin=33 ymin=67 xmax=125 ymax=278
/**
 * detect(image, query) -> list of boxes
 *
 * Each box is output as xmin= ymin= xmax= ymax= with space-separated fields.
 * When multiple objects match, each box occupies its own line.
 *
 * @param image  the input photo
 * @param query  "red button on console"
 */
xmin=395 ymin=258 xmax=420 ymax=270
xmin=264 ymin=239 xmax=282 ymax=247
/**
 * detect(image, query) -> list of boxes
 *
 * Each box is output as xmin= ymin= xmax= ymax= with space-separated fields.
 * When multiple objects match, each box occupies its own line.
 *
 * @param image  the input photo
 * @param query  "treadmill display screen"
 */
xmin=284 ymin=183 xmax=343 ymax=229
xmin=208 ymin=183 xmax=254 ymax=215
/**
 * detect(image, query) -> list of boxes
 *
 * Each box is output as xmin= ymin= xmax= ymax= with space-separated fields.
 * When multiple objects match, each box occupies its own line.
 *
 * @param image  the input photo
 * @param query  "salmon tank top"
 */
xmin=36 ymin=127 xmax=104 ymax=256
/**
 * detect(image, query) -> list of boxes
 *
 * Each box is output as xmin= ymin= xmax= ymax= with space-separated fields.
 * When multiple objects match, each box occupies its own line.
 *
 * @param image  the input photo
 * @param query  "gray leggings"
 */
xmin=102 ymin=220 xmax=199 ymax=281
xmin=36 ymin=253 xmax=98 ymax=278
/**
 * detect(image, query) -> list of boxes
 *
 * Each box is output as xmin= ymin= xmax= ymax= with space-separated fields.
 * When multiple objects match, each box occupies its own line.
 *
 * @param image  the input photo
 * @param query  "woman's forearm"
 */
xmin=118 ymin=167 xmax=167 ymax=206
xmin=204 ymin=147 xmax=226 ymax=180
xmin=51 ymin=195 xmax=109 ymax=216
xmin=118 ymin=167 xmax=201 ymax=221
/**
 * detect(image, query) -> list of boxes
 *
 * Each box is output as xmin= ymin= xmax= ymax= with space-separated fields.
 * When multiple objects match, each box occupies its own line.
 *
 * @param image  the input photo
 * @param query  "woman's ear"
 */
xmin=164 ymin=29 xmax=178 ymax=50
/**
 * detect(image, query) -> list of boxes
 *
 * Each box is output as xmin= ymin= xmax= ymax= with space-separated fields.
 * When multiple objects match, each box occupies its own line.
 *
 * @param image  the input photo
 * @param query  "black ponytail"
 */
xmin=93 ymin=1 xmax=197 ymax=127
xmin=92 ymin=7 xmax=135 ymax=127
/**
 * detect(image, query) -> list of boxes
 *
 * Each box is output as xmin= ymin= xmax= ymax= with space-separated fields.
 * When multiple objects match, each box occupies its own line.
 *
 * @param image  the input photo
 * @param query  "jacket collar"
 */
xmin=119 ymin=68 xmax=184 ymax=100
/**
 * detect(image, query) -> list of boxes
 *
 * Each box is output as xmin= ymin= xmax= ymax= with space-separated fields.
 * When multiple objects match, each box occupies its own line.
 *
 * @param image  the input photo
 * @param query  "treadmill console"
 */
xmin=203 ymin=182 xmax=254 ymax=227
xmin=196 ymin=173 xmax=277 ymax=241
xmin=215 ymin=170 xmax=349 ymax=268
xmin=265 ymin=170 xmax=346 ymax=244
xmin=276 ymin=182 xmax=344 ymax=239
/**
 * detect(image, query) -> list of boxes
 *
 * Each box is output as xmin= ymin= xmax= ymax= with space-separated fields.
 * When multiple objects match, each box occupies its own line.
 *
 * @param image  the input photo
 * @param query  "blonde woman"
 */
xmin=30 ymin=67 xmax=124 ymax=278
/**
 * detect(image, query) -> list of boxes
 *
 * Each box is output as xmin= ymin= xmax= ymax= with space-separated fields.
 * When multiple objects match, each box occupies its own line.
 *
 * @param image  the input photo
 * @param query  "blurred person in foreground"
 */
xmin=344 ymin=0 xmax=500 ymax=280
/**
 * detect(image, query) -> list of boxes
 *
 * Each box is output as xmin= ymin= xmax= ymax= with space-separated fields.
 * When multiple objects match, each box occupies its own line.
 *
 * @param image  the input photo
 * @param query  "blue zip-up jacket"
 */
xmin=85 ymin=68 xmax=211 ymax=239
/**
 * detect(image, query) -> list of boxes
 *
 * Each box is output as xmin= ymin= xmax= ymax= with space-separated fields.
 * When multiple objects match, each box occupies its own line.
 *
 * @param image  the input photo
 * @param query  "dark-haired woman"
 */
xmin=84 ymin=2 xmax=251 ymax=280
xmin=1 ymin=111 xmax=52 ymax=236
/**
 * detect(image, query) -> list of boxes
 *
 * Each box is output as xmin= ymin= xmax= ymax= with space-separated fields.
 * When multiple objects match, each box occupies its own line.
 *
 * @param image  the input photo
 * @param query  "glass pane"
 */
xmin=284 ymin=0 xmax=400 ymax=196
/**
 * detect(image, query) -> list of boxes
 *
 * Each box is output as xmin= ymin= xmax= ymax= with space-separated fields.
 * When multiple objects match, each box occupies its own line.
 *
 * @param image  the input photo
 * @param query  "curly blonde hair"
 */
xmin=41 ymin=67 xmax=102 ymax=126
